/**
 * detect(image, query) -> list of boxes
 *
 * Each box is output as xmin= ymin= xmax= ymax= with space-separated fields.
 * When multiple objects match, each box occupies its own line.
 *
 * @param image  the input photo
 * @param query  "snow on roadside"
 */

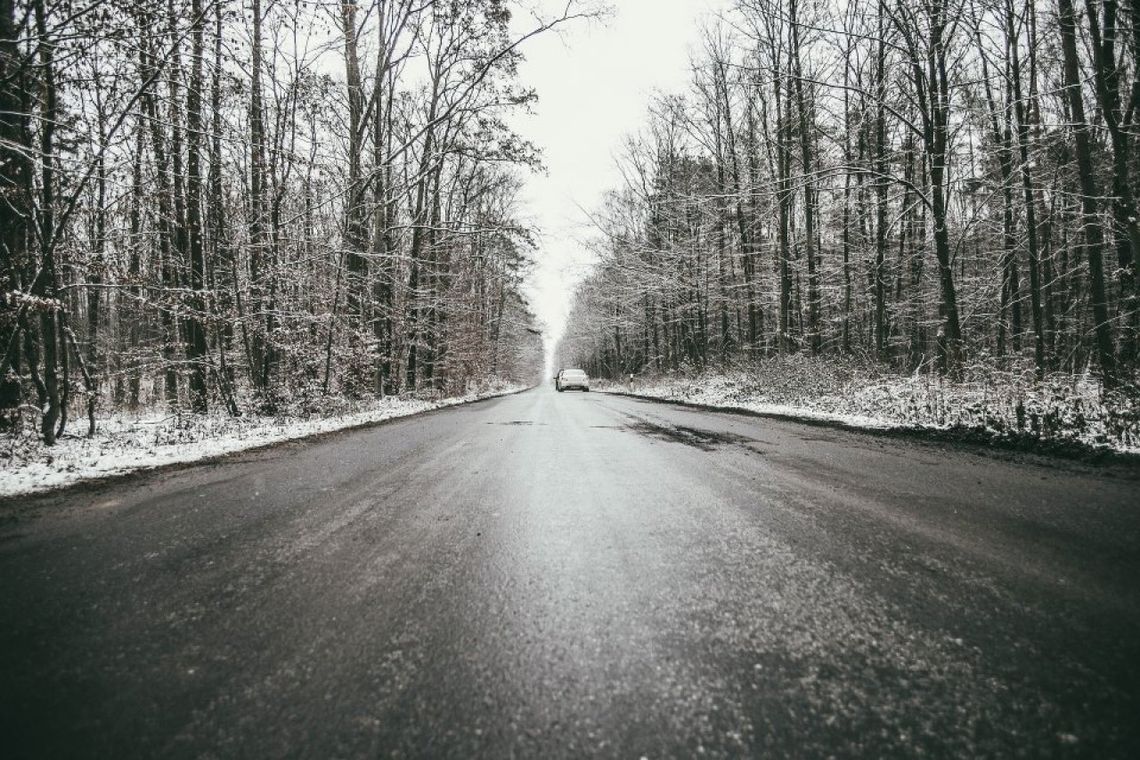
xmin=1 ymin=383 xmax=526 ymax=498
xmin=605 ymin=374 xmax=898 ymax=430
xmin=598 ymin=361 xmax=1140 ymax=455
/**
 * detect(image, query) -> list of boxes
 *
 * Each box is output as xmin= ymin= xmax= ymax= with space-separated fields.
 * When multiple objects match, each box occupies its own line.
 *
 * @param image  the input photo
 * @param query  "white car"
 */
xmin=556 ymin=369 xmax=590 ymax=392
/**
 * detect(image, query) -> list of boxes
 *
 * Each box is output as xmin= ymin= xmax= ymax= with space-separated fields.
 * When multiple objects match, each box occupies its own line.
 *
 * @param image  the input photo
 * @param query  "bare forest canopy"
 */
xmin=2 ymin=0 xmax=588 ymax=445
xmin=557 ymin=0 xmax=1140 ymax=393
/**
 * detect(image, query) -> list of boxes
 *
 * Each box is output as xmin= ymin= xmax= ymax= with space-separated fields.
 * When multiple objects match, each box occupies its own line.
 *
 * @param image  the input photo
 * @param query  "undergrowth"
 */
xmin=614 ymin=355 xmax=1140 ymax=453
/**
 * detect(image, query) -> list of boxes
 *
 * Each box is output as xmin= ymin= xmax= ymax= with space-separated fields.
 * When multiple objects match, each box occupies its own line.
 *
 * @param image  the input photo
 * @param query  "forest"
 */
xmin=557 ymin=0 xmax=1140 ymax=412
xmin=1 ymin=0 xmax=572 ymax=446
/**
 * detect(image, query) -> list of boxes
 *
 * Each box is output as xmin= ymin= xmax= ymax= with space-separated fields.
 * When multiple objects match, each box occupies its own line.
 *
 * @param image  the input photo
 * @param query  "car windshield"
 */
xmin=562 ymin=370 xmax=586 ymax=378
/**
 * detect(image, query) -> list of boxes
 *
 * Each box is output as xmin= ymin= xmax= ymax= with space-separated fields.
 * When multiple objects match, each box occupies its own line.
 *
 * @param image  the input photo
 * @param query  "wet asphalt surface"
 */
xmin=1 ymin=386 xmax=1139 ymax=758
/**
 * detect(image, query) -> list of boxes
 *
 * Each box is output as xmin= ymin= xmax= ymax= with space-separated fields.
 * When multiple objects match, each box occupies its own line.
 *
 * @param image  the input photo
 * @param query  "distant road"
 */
xmin=2 ymin=387 xmax=1138 ymax=757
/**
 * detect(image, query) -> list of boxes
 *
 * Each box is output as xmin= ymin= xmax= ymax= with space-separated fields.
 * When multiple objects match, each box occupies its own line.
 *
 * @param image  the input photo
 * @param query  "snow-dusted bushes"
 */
xmin=608 ymin=356 xmax=1140 ymax=453
xmin=1 ymin=380 xmax=524 ymax=498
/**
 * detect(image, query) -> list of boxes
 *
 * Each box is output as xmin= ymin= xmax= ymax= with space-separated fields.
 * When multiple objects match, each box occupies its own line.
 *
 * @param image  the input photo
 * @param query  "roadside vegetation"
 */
xmin=599 ymin=355 xmax=1140 ymax=454
xmin=557 ymin=0 xmax=1140 ymax=449
xmin=2 ymin=0 xmax=577 ymax=452
xmin=0 ymin=379 xmax=523 ymax=498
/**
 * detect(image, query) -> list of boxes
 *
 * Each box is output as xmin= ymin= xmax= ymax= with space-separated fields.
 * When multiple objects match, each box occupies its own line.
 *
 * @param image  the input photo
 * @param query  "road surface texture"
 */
xmin=2 ymin=387 xmax=1138 ymax=758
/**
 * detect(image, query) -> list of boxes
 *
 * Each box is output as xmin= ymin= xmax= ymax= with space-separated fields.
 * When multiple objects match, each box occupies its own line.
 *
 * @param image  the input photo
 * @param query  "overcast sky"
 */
xmin=509 ymin=0 xmax=733 ymax=361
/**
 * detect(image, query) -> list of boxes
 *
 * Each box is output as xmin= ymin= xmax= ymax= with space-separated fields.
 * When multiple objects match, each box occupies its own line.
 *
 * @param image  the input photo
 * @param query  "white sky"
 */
xmin=509 ymin=0 xmax=733 ymax=362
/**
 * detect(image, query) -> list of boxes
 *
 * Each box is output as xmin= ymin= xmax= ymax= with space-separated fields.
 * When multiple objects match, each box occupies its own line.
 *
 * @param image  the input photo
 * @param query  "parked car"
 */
xmin=556 ymin=368 xmax=590 ymax=392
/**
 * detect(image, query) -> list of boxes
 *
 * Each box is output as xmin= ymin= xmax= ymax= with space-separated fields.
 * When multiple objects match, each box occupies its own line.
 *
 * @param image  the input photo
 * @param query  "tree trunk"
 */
xmin=34 ymin=0 xmax=61 ymax=444
xmin=874 ymin=10 xmax=889 ymax=360
xmin=185 ymin=0 xmax=208 ymax=412
xmin=1007 ymin=0 xmax=1046 ymax=376
xmin=1058 ymin=0 xmax=1119 ymax=385
xmin=0 ymin=0 xmax=31 ymax=430
xmin=790 ymin=0 xmax=820 ymax=353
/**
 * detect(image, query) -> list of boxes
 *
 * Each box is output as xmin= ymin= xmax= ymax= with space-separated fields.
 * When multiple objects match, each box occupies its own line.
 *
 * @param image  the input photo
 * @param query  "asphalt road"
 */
xmin=2 ymin=386 xmax=1139 ymax=758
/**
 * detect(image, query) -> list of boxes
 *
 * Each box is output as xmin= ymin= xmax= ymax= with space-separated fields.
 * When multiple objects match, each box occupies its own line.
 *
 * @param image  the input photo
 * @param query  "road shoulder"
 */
xmin=599 ymin=387 xmax=1140 ymax=474
xmin=0 ymin=385 xmax=532 ymax=505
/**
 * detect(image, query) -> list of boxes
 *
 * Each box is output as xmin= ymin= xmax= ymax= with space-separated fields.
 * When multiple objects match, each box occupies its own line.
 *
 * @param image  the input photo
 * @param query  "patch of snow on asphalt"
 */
xmin=1 ymin=384 xmax=526 ymax=498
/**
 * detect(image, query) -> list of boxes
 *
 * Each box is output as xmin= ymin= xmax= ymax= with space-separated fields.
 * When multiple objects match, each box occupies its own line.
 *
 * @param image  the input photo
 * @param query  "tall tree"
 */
xmin=1058 ymin=0 xmax=1119 ymax=385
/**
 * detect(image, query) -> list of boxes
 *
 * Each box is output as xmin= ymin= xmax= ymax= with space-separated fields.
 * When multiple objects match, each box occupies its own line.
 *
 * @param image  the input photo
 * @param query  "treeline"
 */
xmin=1 ymin=0 xmax=572 ymax=444
xmin=559 ymin=0 xmax=1139 ymax=391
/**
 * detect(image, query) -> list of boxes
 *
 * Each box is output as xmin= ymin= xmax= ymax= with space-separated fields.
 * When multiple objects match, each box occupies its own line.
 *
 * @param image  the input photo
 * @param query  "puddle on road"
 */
xmin=622 ymin=419 xmax=756 ymax=452
xmin=492 ymin=416 xmax=757 ymax=452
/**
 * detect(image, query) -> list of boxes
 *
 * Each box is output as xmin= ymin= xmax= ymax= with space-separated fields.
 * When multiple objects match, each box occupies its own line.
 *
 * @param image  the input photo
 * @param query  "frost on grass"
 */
xmin=1 ymin=381 xmax=524 ymax=498
xmin=605 ymin=356 xmax=1140 ymax=454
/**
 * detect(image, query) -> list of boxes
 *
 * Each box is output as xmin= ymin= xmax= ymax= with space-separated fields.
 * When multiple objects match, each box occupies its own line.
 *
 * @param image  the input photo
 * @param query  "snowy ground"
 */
xmin=1 ymin=382 xmax=526 ymax=498
xmin=598 ymin=357 xmax=1140 ymax=456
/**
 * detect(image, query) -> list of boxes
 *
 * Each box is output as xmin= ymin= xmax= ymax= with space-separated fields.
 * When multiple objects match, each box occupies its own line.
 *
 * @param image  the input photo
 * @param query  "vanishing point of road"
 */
xmin=2 ymin=387 xmax=1138 ymax=758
